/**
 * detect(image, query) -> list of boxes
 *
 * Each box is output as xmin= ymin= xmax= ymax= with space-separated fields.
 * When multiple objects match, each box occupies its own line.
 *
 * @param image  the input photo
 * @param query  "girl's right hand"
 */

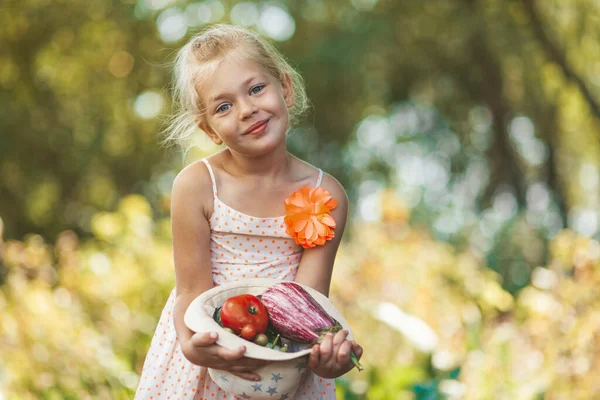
xmin=182 ymin=332 xmax=271 ymax=381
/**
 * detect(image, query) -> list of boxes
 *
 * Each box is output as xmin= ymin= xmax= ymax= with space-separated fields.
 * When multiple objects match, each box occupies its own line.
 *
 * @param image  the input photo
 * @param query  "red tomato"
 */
xmin=241 ymin=324 xmax=257 ymax=340
xmin=220 ymin=294 xmax=269 ymax=335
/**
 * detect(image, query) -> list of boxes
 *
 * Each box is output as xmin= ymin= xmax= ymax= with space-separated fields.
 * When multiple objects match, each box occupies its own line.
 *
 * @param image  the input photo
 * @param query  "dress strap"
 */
xmin=316 ymin=169 xmax=324 ymax=187
xmin=201 ymin=159 xmax=218 ymax=198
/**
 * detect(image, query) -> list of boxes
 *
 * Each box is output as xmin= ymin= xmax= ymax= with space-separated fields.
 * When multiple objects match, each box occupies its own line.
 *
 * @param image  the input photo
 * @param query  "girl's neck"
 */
xmin=222 ymin=146 xmax=292 ymax=180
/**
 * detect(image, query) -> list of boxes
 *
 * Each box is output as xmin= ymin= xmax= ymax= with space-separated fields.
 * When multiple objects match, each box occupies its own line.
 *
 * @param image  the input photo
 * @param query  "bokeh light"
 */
xmin=230 ymin=2 xmax=259 ymax=27
xmin=568 ymin=207 xmax=598 ymax=237
xmin=108 ymin=51 xmax=135 ymax=78
xmin=143 ymin=0 xmax=175 ymax=11
xmin=133 ymin=91 xmax=164 ymax=119
xmin=257 ymin=5 xmax=295 ymax=41
xmin=157 ymin=7 xmax=188 ymax=42
xmin=185 ymin=2 xmax=213 ymax=27
xmin=350 ymin=0 xmax=378 ymax=12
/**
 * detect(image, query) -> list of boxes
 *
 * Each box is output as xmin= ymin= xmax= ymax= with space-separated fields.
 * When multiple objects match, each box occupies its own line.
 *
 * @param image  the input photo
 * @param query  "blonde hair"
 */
xmin=162 ymin=24 xmax=309 ymax=148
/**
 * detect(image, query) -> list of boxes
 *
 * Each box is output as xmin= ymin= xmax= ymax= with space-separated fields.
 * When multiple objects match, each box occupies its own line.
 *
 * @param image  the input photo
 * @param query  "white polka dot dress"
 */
xmin=135 ymin=159 xmax=336 ymax=400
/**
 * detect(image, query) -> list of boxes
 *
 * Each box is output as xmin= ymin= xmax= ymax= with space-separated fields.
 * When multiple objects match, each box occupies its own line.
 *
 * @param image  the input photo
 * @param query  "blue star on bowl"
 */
xmin=271 ymin=373 xmax=283 ymax=383
xmin=266 ymin=386 xmax=278 ymax=396
xmin=252 ymin=383 xmax=263 ymax=392
xmin=295 ymin=362 xmax=307 ymax=372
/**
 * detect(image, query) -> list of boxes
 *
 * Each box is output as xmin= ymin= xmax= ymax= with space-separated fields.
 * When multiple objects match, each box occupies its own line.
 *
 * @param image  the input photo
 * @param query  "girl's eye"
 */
xmin=250 ymin=85 xmax=265 ymax=95
xmin=216 ymin=104 xmax=231 ymax=113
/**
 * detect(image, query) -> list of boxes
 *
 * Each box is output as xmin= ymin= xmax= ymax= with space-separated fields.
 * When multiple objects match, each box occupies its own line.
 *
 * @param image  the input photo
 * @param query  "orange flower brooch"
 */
xmin=284 ymin=187 xmax=338 ymax=248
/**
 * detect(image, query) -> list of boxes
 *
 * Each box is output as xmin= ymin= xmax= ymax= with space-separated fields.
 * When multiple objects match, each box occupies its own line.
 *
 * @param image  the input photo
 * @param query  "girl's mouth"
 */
xmin=244 ymin=119 xmax=270 ymax=136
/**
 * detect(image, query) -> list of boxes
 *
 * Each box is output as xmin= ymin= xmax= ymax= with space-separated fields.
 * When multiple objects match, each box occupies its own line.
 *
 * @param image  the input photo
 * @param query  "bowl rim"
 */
xmin=184 ymin=278 xmax=353 ymax=361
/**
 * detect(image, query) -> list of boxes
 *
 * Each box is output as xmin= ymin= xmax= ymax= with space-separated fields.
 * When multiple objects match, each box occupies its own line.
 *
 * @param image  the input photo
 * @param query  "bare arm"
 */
xmin=293 ymin=173 xmax=349 ymax=296
xmin=292 ymin=173 xmax=363 ymax=378
xmin=170 ymin=164 xmax=215 ymax=347
xmin=170 ymin=162 xmax=269 ymax=380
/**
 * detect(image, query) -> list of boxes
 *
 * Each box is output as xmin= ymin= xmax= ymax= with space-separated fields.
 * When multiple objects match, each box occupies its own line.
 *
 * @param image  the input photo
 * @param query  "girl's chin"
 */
xmin=243 ymin=135 xmax=286 ymax=156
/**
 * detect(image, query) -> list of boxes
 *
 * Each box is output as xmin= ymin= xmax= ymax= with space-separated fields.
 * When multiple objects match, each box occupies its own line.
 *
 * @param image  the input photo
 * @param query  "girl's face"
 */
xmin=198 ymin=55 xmax=294 ymax=156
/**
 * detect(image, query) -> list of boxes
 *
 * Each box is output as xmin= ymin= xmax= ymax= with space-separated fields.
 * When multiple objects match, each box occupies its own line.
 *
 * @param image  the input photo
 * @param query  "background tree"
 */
xmin=1 ymin=0 xmax=600 ymax=398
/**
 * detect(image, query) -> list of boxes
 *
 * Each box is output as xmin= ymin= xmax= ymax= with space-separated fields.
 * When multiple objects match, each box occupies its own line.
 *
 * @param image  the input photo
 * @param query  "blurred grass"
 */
xmin=1 ymin=193 xmax=599 ymax=399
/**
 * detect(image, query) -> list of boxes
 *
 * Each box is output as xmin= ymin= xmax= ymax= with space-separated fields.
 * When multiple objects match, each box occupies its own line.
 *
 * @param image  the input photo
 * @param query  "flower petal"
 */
xmin=304 ymin=220 xmax=315 ymax=240
xmin=294 ymin=218 xmax=309 ymax=232
xmin=319 ymin=213 xmax=336 ymax=227
xmin=313 ymin=218 xmax=326 ymax=237
xmin=283 ymin=186 xmax=338 ymax=247
xmin=325 ymin=199 xmax=338 ymax=210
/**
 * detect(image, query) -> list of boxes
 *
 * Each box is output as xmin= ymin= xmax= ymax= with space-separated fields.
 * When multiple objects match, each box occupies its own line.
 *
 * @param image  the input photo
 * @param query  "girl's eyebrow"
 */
xmin=211 ymin=76 xmax=259 ymax=104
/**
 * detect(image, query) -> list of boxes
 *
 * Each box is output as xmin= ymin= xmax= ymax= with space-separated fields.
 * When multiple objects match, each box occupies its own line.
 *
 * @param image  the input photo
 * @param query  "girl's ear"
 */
xmin=280 ymin=72 xmax=295 ymax=109
xmin=198 ymin=121 xmax=223 ymax=145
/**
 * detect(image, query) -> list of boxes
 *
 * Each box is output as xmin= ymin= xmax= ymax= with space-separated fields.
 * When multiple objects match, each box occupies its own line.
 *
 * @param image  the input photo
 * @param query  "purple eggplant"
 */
xmin=261 ymin=281 xmax=363 ymax=371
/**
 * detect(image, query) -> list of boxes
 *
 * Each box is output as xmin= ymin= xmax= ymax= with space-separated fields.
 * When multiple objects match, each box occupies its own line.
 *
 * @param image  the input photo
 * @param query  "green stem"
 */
xmin=316 ymin=323 xmax=363 ymax=372
xmin=349 ymin=350 xmax=363 ymax=371
xmin=315 ymin=322 xmax=344 ymax=336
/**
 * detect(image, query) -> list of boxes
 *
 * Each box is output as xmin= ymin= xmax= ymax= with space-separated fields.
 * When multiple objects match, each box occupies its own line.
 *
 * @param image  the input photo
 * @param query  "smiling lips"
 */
xmin=244 ymin=119 xmax=269 ymax=136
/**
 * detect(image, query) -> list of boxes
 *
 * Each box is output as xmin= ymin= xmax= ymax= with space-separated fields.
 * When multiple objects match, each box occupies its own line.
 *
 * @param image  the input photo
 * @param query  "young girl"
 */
xmin=135 ymin=24 xmax=362 ymax=400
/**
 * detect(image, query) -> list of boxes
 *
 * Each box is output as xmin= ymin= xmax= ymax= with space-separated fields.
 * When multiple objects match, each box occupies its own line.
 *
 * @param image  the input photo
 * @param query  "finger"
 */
xmin=229 ymin=358 xmax=272 ymax=370
xmin=332 ymin=330 xmax=349 ymax=348
xmin=190 ymin=332 xmax=218 ymax=348
xmin=336 ymin=340 xmax=352 ymax=365
xmin=228 ymin=365 xmax=259 ymax=373
xmin=307 ymin=345 xmax=320 ymax=370
xmin=351 ymin=341 xmax=363 ymax=360
xmin=242 ymin=358 xmax=272 ymax=368
xmin=231 ymin=371 xmax=261 ymax=381
xmin=319 ymin=333 xmax=334 ymax=364
xmin=217 ymin=345 xmax=247 ymax=361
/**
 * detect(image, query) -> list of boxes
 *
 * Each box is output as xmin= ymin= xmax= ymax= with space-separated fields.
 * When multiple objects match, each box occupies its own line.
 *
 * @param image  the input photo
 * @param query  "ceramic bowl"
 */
xmin=184 ymin=278 xmax=354 ymax=399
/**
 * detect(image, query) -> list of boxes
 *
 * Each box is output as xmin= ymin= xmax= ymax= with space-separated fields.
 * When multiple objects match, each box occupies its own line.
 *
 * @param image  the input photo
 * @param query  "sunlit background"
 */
xmin=1 ymin=0 xmax=600 ymax=399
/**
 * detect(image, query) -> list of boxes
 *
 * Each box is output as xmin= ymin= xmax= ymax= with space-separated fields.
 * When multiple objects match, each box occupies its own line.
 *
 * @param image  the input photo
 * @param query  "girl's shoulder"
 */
xmin=319 ymin=172 xmax=348 ymax=210
xmin=171 ymin=159 xmax=215 ymax=219
xmin=291 ymin=157 xmax=348 ymax=203
xmin=174 ymin=158 xmax=214 ymax=189
xmin=293 ymin=157 xmax=345 ymax=193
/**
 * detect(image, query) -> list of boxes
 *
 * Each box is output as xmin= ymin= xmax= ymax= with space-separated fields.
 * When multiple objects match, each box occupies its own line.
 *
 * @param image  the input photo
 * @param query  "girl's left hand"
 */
xmin=307 ymin=330 xmax=363 ymax=379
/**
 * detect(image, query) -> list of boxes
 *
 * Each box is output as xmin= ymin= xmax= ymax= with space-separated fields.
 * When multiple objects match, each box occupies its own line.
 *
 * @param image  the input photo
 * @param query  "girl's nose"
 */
xmin=239 ymin=98 xmax=258 ymax=119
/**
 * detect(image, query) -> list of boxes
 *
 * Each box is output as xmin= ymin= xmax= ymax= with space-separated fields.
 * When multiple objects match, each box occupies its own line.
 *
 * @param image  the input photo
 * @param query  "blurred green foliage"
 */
xmin=2 ymin=199 xmax=599 ymax=398
xmin=2 ymin=0 xmax=600 ymax=398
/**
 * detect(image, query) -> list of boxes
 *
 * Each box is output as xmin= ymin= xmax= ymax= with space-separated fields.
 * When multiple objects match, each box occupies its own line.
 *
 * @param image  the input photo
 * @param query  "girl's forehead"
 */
xmin=199 ymin=55 xmax=275 ymax=101
xmin=215 ymin=56 xmax=266 ymax=81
